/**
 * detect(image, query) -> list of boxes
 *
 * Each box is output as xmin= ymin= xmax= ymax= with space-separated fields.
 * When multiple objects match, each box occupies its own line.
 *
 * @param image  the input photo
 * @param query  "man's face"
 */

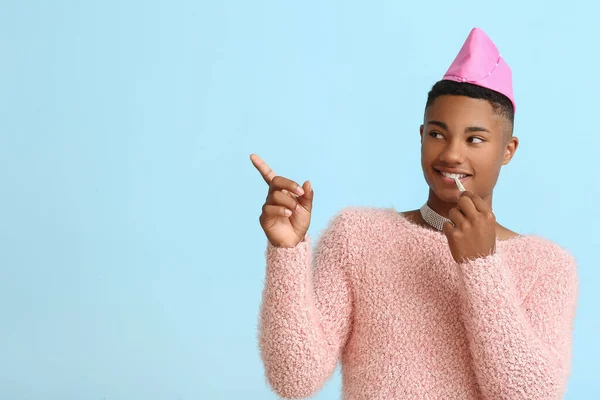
xmin=420 ymin=95 xmax=518 ymax=203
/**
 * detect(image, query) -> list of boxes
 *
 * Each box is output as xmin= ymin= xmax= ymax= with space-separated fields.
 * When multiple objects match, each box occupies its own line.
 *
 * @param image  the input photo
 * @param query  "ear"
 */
xmin=419 ymin=125 xmax=424 ymax=142
xmin=502 ymin=135 xmax=519 ymax=165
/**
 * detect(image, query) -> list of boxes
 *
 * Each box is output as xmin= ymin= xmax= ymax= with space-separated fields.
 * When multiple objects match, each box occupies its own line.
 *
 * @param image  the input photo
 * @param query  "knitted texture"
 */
xmin=258 ymin=207 xmax=578 ymax=399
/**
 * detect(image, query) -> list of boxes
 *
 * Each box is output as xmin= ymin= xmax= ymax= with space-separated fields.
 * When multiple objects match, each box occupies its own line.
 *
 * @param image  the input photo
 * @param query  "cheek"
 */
xmin=420 ymin=140 xmax=437 ymax=159
xmin=472 ymin=150 xmax=503 ymax=177
xmin=420 ymin=147 xmax=436 ymax=171
xmin=420 ymin=144 xmax=434 ymax=172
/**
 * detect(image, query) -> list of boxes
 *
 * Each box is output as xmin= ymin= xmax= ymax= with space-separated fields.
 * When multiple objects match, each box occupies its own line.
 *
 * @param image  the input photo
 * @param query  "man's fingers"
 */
xmin=268 ymin=190 xmax=301 ymax=212
xmin=262 ymin=204 xmax=294 ymax=219
xmin=250 ymin=154 xmax=276 ymax=185
xmin=448 ymin=207 xmax=466 ymax=227
xmin=457 ymin=194 xmax=477 ymax=218
xmin=460 ymin=191 xmax=491 ymax=213
xmin=442 ymin=220 xmax=455 ymax=236
xmin=296 ymin=180 xmax=314 ymax=213
xmin=269 ymin=175 xmax=305 ymax=196
xmin=250 ymin=154 xmax=307 ymax=198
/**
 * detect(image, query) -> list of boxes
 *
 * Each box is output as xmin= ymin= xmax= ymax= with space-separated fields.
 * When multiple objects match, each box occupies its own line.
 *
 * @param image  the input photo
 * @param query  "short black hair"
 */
xmin=425 ymin=80 xmax=514 ymax=129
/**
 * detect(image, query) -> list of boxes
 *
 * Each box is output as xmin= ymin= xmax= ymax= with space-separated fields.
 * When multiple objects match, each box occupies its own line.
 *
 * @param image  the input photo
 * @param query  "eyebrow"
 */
xmin=427 ymin=120 xmax=490 ymax=134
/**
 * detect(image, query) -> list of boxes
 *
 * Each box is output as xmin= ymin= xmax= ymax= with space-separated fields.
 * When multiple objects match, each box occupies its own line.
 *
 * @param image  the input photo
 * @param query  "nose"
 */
xmin=438 ymin=139 xmax=466 ymax=165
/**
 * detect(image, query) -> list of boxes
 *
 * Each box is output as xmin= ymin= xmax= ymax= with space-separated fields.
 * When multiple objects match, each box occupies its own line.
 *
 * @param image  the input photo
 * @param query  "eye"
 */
xmin=468 ymin=136 xmax=485 ymax=144
xmin=429 ymin=131 xmax=444 ymax=139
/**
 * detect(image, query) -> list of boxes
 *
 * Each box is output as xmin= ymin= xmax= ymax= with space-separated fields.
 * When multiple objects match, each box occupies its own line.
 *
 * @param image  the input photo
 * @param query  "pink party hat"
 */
xmin=443 ymin=28 xmax=516 ymax=112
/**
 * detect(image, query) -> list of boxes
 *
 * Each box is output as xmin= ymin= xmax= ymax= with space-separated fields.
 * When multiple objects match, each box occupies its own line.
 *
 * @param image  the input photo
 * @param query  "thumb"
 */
xmin=297 ymin=180 xmax=314 ymax=212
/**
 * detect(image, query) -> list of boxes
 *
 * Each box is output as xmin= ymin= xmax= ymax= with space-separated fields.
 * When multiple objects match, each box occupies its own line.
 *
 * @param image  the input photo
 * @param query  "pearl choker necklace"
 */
xmin=419 ymin=203 xmax=451 ymax=231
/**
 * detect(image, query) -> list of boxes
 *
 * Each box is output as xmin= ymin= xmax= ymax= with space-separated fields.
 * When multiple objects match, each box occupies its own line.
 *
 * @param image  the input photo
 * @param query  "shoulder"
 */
xmin=504 ymin=234 xmax=578 ymax=275
xmin=522 ymin=235 xmax=574 ymax=261
xmin=512 ymin=236 xmax=579 ymax=301
xmin=312 ymin=206 xmax=402 ymax=253
xmin=309 ymin=206 xmax=406 ymax=271
xmin=321 ymin=205 xmax=400 ymax=236
xmin=321 ymin=206 xmax=437 ymax=246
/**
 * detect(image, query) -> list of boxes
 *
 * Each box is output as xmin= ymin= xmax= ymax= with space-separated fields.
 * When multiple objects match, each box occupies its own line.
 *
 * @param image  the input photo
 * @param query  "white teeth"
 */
xmin=440 ymin=171 xmax=468 ymax=179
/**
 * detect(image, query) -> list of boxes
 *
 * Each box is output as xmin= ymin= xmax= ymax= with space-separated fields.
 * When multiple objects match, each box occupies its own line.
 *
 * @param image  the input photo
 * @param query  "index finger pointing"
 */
xmin=250 ymin=154 xmax=276 ymax=185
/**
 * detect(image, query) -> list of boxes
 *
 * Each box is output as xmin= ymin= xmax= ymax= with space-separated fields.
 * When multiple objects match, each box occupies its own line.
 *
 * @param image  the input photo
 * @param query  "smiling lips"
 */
xmin=441 ymin=171 xmax=468 ymax=179
xmin=434 ymin=169 xmax=472 ymax=191
xmin=434 ymin=169 xmax=471 ymax=180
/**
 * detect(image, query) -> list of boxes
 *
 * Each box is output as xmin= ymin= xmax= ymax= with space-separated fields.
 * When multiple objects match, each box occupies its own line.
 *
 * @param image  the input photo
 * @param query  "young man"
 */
xmin=251 ymin=28 xmax=578 ymax=399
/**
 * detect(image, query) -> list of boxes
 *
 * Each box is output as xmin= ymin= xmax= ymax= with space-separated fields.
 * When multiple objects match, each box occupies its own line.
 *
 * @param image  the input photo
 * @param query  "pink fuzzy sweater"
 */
xmin=258 ymin=207 xmax=578 ymax=399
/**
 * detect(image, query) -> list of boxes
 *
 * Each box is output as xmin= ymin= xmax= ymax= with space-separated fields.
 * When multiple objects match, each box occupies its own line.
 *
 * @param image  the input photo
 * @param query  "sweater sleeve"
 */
xmin=258 ymin=209 xmax=355 ymax=399
xmin=456 ymin=244 xmax=578 ymax=400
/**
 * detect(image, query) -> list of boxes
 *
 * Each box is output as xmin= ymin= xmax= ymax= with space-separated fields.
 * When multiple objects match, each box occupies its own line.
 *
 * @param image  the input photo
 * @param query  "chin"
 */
xmin=424 ymin=171 xmax=463 ymax=203
xmin=431 ymin=187 xmax=461 ymax=203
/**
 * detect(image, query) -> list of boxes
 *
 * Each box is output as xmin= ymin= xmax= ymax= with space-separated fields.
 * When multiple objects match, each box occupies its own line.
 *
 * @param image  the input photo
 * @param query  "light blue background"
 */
xmin=1 ymin=1 xmax=598 ymax=399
